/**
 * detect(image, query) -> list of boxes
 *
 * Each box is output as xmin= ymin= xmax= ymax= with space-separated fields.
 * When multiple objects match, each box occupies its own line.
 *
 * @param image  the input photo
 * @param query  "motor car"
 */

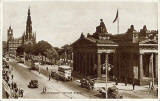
xmin=30 ymin=61 xmax=39 ymax=70
xmin=98 ymin=85 xmax=123 ymax=98
xmin=28 ymin=80 xmax=38 ymax=88
xmin=80 ymin=78 xmax=94 ymax=90
xmin=51 ymin=71 xmax=59 ymax=79
xmin=107 ymin=86 xmax=123 ymax=98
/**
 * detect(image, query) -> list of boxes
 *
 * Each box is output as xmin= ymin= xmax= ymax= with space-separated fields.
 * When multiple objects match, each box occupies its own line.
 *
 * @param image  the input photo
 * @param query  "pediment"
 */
xmin=72 ymin=37 xmax=96 ymax=47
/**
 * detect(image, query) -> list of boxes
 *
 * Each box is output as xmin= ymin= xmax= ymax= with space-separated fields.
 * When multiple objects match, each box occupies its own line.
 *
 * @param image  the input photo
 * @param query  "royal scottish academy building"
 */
xmin=72 ymin=19 xmax=158 ymax=85
xmin=7 ymin=8 xmax=36 ymax=54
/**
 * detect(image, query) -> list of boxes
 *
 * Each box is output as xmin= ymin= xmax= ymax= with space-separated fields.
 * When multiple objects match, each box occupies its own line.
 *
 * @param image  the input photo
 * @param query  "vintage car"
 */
xmin=16 ymin=56 xmax=25 ymax=63
xmin=30 ymin=61 xmax=39 ymax=70
xmin=28 ymin=80 xmax=39 ymax=88
xmin=51 ymin=71 xmax=59 ymax=79
xmin=80 ymin=78 xmax=95 ymax=90
xmin=98 ymin=86 xmax=123 ymax=98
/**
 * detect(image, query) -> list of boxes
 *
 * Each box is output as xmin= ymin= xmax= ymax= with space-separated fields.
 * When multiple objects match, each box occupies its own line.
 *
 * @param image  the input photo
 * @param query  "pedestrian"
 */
xmin=19 ymin=89 xmax=21 ymax=97
xmin=11 ymin=74 xmax=14 ymax=79
xmin=46 ymin=67 xmax=48 ymax=71
xmin=14 ymin=82 xmax=17 ymax=89
xmin=11 ymin=82 xmax=14 ymax=89
xmin=21 ymin=89 xmax=24 ymax=97
xmin=42 ymin=87 xmax=44 ymax=93
xmin=132 ymin=80 xmax=135 ymax=90
xmin=115 ymin=77 xmax=118 ymax=85
xmin=125 ymin=78 xmax=127 ymax=86
xmin=71 ymin=77 xmax=73 ymax=81
xmin=49 ymin=74 xmax=50 ymax=81
xmin=43 ymin=86 xmax=46 ymax=93
xmin=151 ymin=81 xmax=154 ymax=90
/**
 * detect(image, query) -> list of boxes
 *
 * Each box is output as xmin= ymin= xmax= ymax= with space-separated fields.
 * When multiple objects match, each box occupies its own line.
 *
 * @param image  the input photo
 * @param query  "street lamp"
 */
xmin=105 ymin=53 xmax=108 ymax=99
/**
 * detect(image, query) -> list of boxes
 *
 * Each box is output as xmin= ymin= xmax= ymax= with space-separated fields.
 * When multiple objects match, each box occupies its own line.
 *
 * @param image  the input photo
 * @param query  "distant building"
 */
xmin=7 ymin=8 xmax=36 ymax=54
xmin=2 ymin=41 xmax=7 ymax=54
xmin=72 ymin=19 xmax=158 ymax=85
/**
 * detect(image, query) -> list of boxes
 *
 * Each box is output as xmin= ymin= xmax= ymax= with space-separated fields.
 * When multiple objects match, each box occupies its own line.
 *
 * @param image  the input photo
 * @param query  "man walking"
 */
xmin=132 ymin=80 xmax=135 ymax=90
xmin=11 ymin=74 xmax=14 ymax=79
xmin=49 ymin=73 xmax=51 ymax=81
xmin=115 ymin=77 xmax=118 ymax=85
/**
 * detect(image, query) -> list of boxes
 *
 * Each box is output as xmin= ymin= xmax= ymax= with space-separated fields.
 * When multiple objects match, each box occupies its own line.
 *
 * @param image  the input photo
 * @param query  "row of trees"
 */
xmin=16 ymin=40 xmax=59 ymax=61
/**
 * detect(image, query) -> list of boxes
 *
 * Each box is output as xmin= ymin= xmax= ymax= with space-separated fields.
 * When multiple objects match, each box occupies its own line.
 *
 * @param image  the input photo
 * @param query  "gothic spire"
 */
xmin=28 ymin=7 xmax=31 ymax=15
xmin=26 ymin=7 xmax=32 ymax=35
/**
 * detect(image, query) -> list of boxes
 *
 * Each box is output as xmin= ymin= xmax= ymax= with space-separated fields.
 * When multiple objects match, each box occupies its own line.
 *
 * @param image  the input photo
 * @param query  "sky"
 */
xmin=2 ymin=0 xmax=158 ymax=48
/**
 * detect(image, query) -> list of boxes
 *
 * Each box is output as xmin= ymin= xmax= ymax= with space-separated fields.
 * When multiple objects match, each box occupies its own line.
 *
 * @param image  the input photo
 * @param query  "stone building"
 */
xmin=72 ymin=19 xmax=158 ymax=85
xmin=7 ymin=8 xmax=36 ymax=54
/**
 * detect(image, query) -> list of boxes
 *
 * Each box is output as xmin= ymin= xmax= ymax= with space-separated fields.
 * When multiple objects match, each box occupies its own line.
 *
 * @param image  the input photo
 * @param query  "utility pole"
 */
xmin=105 ymin=53 xmax=109 ymax=98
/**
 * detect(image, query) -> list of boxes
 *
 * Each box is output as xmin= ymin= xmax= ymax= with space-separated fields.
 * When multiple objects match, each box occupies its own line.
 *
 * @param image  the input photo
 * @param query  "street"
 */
xmin=5 ymin=58 xmax=100 ymax=99
xmin=3 ymin=58 xmax=158 ymax=99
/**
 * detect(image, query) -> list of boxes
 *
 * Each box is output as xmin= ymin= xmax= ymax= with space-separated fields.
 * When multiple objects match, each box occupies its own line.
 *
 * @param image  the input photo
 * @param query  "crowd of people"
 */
xmin=3 ymin=58 xmax=24 ymax=99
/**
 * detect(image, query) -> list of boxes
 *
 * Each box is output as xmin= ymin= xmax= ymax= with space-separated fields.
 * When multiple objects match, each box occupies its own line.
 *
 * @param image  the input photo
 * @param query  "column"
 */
xmin=72 ymin=52 xmax=74 ymax=62
xmin=149 ymin=53 xmax=154 ymax=77
xmin=139 ymin=54 xmax=143 ymax=81
xmin=72 ymin=52 xmax=74 ymax=67
xmin=79 ymin=53 xmax=82 ymax=73
xmin=81 ymin=53 xmax=84 ymax=74
xmin=76 ymin=53 xmax=79 ymax=72
xmin=88 ymin=54 xmax=91 ymax=75
xmin=85 ymin=54 xmax=88 ymax=75
xmin=130 ymin=53 xmax=134 ymax=78
xmin=113 ymin=53 xmax=116 ymax=77
xmin=84 ymin=53 xmax=87 ymax=76
xmin=75 ymin=53 xmax=77 ymax=72
xmin=92 ymin=53 xmax=95 ymax=74
xmin=155 ymin=53 xmax=158 ymax=78
xmin=97 ymin=53 xmax=101 ymax=78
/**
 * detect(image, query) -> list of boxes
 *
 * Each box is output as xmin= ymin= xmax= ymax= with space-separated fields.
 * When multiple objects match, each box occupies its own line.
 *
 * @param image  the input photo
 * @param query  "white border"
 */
xmin=1 ymin=0 xmax=159 ymax=101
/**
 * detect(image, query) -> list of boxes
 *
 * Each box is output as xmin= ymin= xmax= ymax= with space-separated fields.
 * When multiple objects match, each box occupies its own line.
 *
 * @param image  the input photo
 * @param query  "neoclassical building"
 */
xmin=72 ymin=19 xmax=158 ymax=85
xmin=7 ymin=8 xmax=36 ymax=54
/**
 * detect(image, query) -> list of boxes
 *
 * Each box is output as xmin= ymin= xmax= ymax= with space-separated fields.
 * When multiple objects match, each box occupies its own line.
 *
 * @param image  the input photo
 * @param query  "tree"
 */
xmin=24 ymin=44 xmax=33 ymax=54
xmin=45 ymin=48 xmax=59 ymax=63
xmin=16 ymin=45 xmax=25 ymax=56
xmin=37 ymin=40 xmax=52 ymax=56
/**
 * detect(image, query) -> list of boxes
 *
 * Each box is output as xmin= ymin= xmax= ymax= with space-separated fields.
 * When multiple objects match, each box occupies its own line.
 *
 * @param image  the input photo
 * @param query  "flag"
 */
xmin=113 ymin=10 xmax=118 ymax=23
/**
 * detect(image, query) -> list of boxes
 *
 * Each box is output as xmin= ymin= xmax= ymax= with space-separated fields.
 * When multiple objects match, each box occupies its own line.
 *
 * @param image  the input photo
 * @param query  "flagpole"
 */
xmin=117 ymin=9 xmax=119 ymax=34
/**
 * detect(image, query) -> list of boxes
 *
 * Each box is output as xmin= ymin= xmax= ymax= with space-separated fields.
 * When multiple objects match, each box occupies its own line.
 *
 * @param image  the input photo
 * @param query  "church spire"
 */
xmin=26 ymin=7 xmax=32 ymax=36
xmin=28 ymin=7 xmax=31 ymax=15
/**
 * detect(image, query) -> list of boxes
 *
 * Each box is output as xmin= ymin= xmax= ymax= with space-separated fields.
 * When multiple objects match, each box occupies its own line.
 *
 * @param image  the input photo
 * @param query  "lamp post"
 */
xmin=105 ymin=53 xmax=108 ymax=99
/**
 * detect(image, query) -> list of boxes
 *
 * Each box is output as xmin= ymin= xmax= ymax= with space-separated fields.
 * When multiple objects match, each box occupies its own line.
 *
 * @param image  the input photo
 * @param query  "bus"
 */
xmin=57 ymin=65 xmax=72 ymax=81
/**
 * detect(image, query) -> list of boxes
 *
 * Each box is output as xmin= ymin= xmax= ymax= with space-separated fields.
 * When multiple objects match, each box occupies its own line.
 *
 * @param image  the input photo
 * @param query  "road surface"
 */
xmin=3 ymin=58 xmax=158 ymax=99
xmin=5 ymin=59 xmax=100 ymax=99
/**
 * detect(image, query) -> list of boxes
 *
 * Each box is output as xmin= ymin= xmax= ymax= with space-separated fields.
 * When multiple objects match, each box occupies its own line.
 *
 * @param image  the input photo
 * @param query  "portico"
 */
xmin=72 ymin=19 xmax=158 ymax=85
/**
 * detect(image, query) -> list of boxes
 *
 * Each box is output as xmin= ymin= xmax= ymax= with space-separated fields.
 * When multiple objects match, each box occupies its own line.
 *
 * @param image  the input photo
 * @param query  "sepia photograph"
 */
xmin=2 ymin=0 xmax=158 ymax=99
